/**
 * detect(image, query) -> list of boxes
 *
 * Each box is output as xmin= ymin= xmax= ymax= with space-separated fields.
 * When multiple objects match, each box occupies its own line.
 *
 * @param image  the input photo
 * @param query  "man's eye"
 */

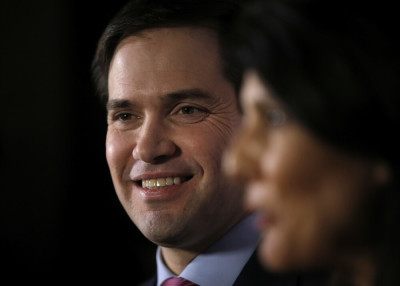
xmin=172 ymin=104 xmax=209 ymax=124
xmin=115 ymin=113 xmax=133 ymax=121
xmin=180 ymin=106 xmax=201 ymax=114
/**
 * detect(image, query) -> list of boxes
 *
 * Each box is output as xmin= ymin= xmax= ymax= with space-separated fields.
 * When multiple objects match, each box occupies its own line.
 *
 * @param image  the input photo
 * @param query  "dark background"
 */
xmin=0 ymin=1 xmax=156 ymax=283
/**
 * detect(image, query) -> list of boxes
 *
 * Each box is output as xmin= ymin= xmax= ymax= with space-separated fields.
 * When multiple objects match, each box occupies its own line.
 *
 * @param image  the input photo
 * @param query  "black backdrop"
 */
xmin=0 ymin=1 xmax=156 ymax=283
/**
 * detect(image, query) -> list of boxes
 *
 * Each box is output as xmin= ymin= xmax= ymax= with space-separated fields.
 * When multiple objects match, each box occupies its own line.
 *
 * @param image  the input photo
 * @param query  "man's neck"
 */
xmin=160 ymin=231 xmax=224 ymax=274
xmin=160 ymin=212 xmax=251 ymax=275
xmin=161 ymin=247 xmax=198 ymax=275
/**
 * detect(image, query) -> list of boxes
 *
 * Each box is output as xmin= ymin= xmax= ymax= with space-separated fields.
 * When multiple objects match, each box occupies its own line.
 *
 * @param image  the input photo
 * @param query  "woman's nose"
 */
xmin=223 ymin=123 xmax=263 ymax=181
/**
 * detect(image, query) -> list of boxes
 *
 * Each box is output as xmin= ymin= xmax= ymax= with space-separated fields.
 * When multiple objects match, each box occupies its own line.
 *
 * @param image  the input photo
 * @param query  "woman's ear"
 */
xmin=372 ymin=161 xmax=391 ymax=186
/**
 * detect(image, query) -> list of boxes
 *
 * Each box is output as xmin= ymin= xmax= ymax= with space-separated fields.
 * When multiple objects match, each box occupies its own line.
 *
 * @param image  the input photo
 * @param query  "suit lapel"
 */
xmin=233 ymin=251 xmax=299 ymax=286
xmin=137 ymin=274 xmax=157 ymax=286
xmin=234 ymin=250 xmax=330 ymax=286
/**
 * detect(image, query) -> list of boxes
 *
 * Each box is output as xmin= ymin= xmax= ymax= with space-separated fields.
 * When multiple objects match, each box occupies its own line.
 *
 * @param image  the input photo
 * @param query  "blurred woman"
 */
xmin=223 ymin=1 xmax=400 ymax=285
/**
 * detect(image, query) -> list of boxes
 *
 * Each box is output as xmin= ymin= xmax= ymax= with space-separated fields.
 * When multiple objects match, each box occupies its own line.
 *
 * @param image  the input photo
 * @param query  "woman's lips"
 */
xmin=254 ymin=211 xmax=277 ymax=230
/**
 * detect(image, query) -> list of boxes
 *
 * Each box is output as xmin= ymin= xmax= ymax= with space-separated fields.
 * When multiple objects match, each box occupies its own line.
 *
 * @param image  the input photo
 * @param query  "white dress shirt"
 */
xmin=156 ymin=213 xmax=260 ymax=286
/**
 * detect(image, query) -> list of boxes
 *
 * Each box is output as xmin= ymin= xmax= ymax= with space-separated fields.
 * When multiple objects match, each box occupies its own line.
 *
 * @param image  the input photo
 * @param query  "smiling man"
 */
xmin=91 ymin=1 xmax=323 ymax=285
xmin=106 ymin=27 xmax=245 ymax=271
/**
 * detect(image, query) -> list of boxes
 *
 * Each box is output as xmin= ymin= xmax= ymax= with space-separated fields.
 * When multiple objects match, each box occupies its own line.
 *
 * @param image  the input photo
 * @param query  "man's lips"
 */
xmin=134 ymin=176 xmax=193 ymax=189
xmin=130 ymin=174 xmax=194 ymax=201
xmin=140 ymin=176 xmax=191 ymax=189
xmin=131 ymin=173 xmax=193 ymax=190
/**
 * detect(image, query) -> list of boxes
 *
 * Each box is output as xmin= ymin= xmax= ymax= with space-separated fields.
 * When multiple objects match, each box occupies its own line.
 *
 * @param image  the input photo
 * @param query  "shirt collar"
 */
xmin=156 ymin=213 xmax=260 ymax=286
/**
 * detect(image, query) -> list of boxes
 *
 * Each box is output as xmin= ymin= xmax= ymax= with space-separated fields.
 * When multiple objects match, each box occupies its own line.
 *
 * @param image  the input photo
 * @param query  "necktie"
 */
xmin=161 ymin=277 xmax=199 ymax=286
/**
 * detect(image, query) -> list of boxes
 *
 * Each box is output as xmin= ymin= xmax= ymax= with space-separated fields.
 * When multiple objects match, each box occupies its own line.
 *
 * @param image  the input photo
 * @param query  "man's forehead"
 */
xmin=107 ymin=26 xmax=230 ymax=102
xmin=110 ymin=28 xmax=220 ymax=71
xmin=112 ymin=26 xmax=221 ymax=63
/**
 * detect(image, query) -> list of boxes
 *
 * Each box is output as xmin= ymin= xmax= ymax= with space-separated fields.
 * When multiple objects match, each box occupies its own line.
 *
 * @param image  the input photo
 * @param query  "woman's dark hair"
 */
xmin=227 ymin=0 xmax=400 ymax=285
xmin=91 ymin=0 xmax=243 ymax=103
xmin=229 ymin=0 xmax=400 ymax=162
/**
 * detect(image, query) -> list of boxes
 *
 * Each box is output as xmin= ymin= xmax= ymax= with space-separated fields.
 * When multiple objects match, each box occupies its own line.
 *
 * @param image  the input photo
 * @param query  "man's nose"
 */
xmin=132 ymin=119 xmax=177 ymax=163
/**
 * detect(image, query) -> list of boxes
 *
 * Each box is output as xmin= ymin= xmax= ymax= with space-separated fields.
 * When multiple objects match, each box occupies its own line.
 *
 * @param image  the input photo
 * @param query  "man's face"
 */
xmin=106 ymin=27 xmax=246 ymax=250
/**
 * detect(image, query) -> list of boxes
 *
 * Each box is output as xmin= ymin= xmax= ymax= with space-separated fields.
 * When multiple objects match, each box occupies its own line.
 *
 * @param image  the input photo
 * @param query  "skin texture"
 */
xmin=106 ymin=27 xmax=247 ymax=274
xmin=224 ymin=70 xmax=383 ymax=274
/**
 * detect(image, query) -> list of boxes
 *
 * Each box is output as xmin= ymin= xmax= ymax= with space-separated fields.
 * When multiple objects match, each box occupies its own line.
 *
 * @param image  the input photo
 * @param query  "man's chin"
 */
xmin=135 ymin=217 xmax=188 ymax=247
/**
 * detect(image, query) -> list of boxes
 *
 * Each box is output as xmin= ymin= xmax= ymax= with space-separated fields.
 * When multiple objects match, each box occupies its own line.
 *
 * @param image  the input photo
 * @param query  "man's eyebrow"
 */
xmin=106 ymin=99 xmax=132 ymax=111
xmin=163 ymin=88 xmax=213 ymax=103
xmin=106 ymin=88 xmax=214 ymax=111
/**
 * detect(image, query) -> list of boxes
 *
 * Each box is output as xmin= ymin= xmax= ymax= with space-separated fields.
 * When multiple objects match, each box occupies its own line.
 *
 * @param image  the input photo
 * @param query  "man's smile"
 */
xmin=140 ymin=176 xmax=191 ymax=189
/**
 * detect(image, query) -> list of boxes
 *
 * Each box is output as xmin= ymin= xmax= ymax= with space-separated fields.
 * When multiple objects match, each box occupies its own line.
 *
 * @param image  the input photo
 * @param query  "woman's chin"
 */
xmin=258 ymin=234 xmax=291 ymax=271
xmin=257 ymin=233 xmax=311 ymax=272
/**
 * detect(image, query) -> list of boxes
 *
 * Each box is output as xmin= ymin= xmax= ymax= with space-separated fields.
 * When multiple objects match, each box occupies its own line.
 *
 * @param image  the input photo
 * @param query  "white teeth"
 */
xmin=156 ymin=178 xmax=166 ymax=187
xmin=141 ymin=177 xmax=184 ymax=189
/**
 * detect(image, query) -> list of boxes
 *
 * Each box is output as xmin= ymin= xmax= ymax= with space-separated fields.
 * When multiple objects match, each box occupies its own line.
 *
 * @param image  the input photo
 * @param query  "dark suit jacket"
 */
xmin=137 ymin=250 xmax=328 ymax=286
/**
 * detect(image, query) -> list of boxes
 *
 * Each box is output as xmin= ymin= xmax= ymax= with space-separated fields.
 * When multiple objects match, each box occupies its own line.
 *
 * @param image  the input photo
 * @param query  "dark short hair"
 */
xmin=91 ymin=0 xmax=242 ymax=103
